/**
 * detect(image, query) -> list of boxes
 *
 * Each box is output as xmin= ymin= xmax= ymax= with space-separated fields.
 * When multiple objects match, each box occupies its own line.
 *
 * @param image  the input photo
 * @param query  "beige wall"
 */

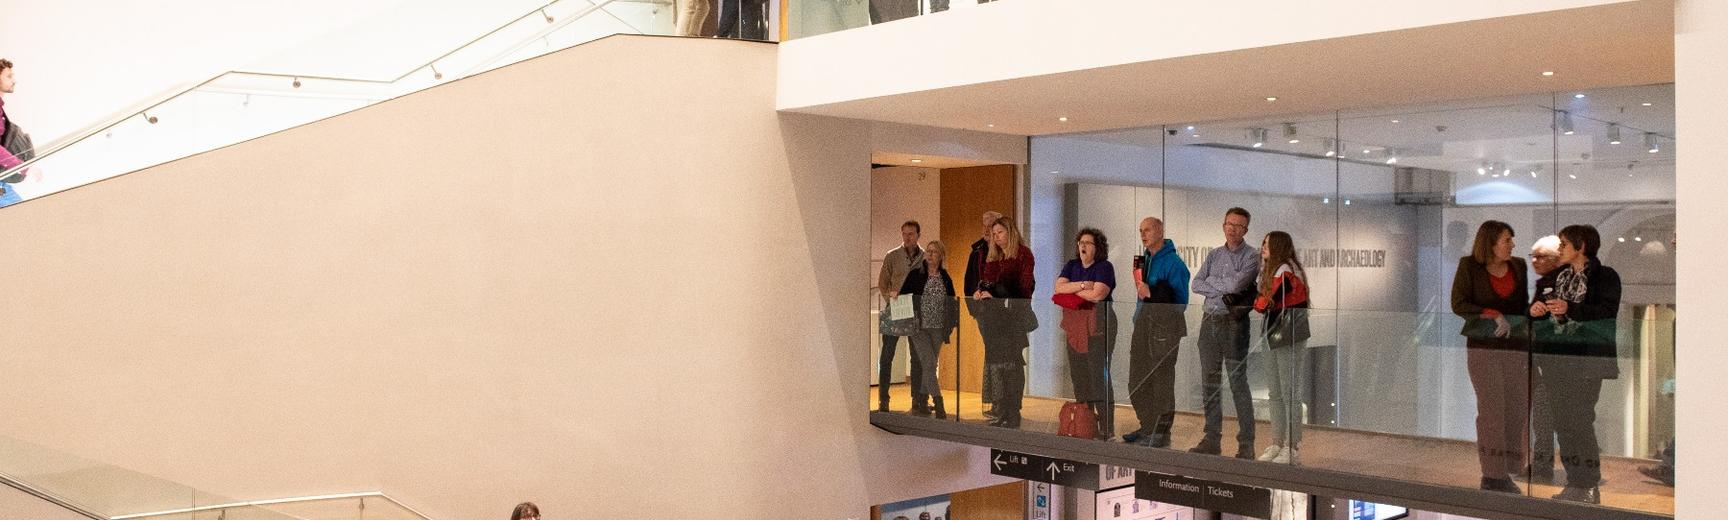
xmin=0 ymin=35 xmax=1009 ymax=520
xmin=1676 ymin=0 xmax=1725 ymax=517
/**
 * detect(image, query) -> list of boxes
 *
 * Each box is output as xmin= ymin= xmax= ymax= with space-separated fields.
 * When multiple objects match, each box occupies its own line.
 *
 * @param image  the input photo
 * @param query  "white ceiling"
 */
xmin=785 ymin=0 xmax=1674 ymax=138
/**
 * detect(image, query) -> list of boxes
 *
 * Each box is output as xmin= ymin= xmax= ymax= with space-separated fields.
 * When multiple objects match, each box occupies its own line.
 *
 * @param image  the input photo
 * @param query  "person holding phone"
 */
xmin=1529 ymin=225 xmax=1621 ymax=504
xmin=1450 ymin=221 xmax=1530 ymax=493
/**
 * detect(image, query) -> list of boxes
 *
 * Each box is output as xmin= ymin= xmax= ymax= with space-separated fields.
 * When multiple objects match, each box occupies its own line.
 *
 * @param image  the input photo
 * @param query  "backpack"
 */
xmin=1057 ymin=402 xmax=1097 ymax=439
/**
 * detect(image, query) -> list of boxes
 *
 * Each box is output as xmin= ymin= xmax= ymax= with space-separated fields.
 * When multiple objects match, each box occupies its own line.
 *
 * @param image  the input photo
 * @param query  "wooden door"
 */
xmin=939 ymin=164 xmax=1017 ymax=393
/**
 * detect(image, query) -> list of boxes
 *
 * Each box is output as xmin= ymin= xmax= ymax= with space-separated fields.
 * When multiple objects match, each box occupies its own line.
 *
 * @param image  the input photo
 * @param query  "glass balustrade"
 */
xmin=0 ymin=0 xmax=698 ymax=208
xmin=871 ymin=84 xmax=1676 ymax=517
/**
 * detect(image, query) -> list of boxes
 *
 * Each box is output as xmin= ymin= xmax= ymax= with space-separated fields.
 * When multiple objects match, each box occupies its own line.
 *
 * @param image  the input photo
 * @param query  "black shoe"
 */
xmin=931 ymin=396 xmax=947 ymax=419
xmin=1121 ymin=431 xmax=1146 ymax=444
xmin=1189 ymin=437 xmax=1222 ymax=455
xmin=1552 ymin=486 xmax=1600 ymax=504
xmin=876 ymin=399 xmax=889 ymax=413
xmin=1234 ymin=444 xmax=1256 ymax=460
xmin=909 ymin=397 xmax=931 ymax=416
xmin=1146 ymin=434 xmax=1171 ymax=449
xmin=1638 ymin=465 xmax=1674 ymax=487
xmin=1480 ymin=477 xmax=1522 ymax=494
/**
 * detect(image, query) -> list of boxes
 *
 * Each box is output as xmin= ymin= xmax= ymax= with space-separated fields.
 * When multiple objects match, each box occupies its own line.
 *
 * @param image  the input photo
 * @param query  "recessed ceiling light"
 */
xmin=911 ymin=159 xmax=923 ymax=163
xmin=1265 ymin=97 xmax=1278 ymax=102
xmin=987 ymin=124 xmax=995 ymax=128
xmin=1641 ymin=102 xmax=1653 ymax=107
xmin=1058 ymin=117 xmax=1069 ymax=122
xmin=1574 ymin=93 xmax=1587 ymax=99
xmin=1542 ymin=71 xmax=1555 ymax=77
xmin=1391 ymin=119 xmax=1401 ymax=123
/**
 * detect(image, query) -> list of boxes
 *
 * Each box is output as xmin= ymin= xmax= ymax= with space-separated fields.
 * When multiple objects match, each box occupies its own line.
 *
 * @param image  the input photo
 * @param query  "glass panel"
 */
xmin=959 ymin=83 xmax=1681 ymax=516
xmin=0 ymin=0 xmax=723 ymax=209
xmin=0 ymin=434 xmax=215 ymax=518
xmin=787 ymin=0 xmax=999 ymax=39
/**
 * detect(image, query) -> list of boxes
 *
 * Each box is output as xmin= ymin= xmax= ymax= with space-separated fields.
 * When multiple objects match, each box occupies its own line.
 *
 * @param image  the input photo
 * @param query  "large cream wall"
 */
xmin=1676 ymin=0 xmax=1726 ymax=517
xmin=776 ymin=0 xmax=1639 ymax=110
xmin=0 ymin=36 xmax=1009 ymax=520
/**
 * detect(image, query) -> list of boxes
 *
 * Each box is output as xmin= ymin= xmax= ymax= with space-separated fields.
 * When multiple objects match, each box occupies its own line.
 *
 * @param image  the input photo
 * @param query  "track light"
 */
xmin=1283 ymin=123 xmax=1300 ymax=144
xmin=292 ymin=77 xmax=302 ymax=89
xmin=1323 ymin=138 xmax=1337 ymax=157
xmin=1607 ymin=124 xmax=1622 ymax=145
xmin=431 ymin=64 xmax=444 ymax=81
xmin=1249 ymin=128 xmax=1267 ymax=148
xmin=1559 ymin=111 xmax=1575 ymax=135
xmin=1646 ymin=133 xmax=1660 ymax=153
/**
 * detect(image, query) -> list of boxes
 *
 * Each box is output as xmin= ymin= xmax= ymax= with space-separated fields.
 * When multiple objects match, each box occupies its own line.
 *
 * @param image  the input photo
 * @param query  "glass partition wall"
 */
xmin=869 ymin=84 xmax=1676 ymax=517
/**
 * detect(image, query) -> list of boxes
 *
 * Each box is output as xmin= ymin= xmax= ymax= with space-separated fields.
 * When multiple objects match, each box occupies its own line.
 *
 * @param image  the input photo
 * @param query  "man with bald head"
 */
xmin=1122 ymin=216 xmax=1190 ymax=448
xmin=1525 ymin=235 xmax=1561 ymax=482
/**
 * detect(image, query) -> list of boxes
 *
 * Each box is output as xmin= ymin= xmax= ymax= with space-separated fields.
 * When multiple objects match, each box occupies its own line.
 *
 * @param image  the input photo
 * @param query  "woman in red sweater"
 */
xmin=1449 ymin=220 xmax=1531 ymax=493
xmin=974 ymin=216 xmax=1035 ymax=428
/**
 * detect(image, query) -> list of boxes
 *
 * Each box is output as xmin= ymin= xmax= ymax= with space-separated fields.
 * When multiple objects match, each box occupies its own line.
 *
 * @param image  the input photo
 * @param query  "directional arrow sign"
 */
xmin=987 ymin=449 xmax=1101 ymax=489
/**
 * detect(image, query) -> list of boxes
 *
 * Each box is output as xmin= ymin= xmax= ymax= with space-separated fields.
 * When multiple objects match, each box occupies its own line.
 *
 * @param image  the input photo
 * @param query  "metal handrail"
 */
xmin=110 ymin=491 xmax=434 ymax=520
xmin=4 ymin=0 xmax=625 ymax=178
xmin=0 ymin=468 xmax=108 ymax=520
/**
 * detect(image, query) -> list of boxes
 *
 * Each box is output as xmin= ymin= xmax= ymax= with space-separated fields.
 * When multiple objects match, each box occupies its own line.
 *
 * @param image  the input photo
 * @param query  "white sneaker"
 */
xmin=1257 ymin=445 xmax=1283 ymax=462
xmin=1272 ymin=448 xmax=1300 ymax=465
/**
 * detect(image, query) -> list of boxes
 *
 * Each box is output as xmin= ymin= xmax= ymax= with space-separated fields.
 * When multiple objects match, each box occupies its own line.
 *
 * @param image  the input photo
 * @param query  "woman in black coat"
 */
xmin=1450 ymin=221 xmax=1531 ymax=493
xmin=1530 ymin=225 xmax=1621 ymax=504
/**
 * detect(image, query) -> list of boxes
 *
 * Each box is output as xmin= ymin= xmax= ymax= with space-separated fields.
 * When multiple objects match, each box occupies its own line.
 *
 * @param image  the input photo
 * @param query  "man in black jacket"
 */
xmin=963 ymin=210 xmax=1004 ymax=299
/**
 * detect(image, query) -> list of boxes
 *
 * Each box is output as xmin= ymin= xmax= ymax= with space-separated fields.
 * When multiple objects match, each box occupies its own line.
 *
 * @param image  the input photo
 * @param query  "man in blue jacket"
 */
xmin=1122 ymin=216 xmax=1190 ymax=447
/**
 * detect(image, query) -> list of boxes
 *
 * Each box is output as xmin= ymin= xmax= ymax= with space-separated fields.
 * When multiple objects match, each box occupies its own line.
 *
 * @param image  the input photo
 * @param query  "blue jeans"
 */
xmin=0 ymin=183 xmax=22 ymax=208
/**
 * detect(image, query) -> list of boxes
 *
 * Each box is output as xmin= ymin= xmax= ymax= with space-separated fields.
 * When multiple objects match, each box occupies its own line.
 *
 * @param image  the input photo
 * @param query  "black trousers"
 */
xmin=716 ymin=0 xmax=768 ymax=39
xmin=1128 ymin=310 xmax=1181 ymax=436
xmin=1546 ymin=374 xmax=1605 ymax=487
xmin=878 ymin=334 xmax=924 ymax=404
xmin=1198 ymin=313 xmax=1254 ymax=445
xmin=1067 ymin=331 xmax=1115 ymax=436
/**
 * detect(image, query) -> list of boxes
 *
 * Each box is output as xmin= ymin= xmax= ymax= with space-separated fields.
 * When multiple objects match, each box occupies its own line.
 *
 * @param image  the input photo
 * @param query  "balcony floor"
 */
xmin=870 ymin=384 xmax=1673 ymax=515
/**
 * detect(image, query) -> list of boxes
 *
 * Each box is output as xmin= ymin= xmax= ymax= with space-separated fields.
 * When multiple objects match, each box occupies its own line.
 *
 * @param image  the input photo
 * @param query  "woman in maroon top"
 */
xmin=1450 ymin=220 xmax=1531 ymax=493
xmin=974 ymin=216 xmax=1035 ymax=428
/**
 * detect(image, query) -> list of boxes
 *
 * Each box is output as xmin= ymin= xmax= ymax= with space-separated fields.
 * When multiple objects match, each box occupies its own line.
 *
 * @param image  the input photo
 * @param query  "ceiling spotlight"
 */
xmin=431 ymin=64 xmax=444 ymax=81
xmin=1059 ymin=116 xmax=1069 ymax=122
xmin=1559 ymin=111 xmax=1575 ymax=135
xmin=1363 ymin=148 xmax=1372 ymax=155
xmin=911 ymin=159 xmax=923 ymax=163
xmin=1249 ymin=127 xmax=1267 ymax=148
xmin=142 ymin=112 xmax=158 ymax=124
xmin=1344 ymin=199 xmax=1352 ymax=205
xmin=1323 ymin=138 xmax=1337 ymax=157
xmin=987 ymin=124 xmax=995 ymax=128
xmin=1618 ymin=237 xmax=1626 ymax=243
xmin=1284 ymin=123 xmax=1300 ymax=143
xmin=1574 ymin=93 xmax=1587 ymax=99
xmin=1542 ymin=71 xmax=1556 ymax=77
xmin=292 ymin=77 xmax=302 ymax=89
xmin=1384 ymin=148 xmax=1399 ymax=164
xmin=1607 ymin=123 xmax=1622 ymax=145
xmin=1646 ymin=133 xmax=1660 ymax=153
xmin=1391 ymin=119 xmax=1401 ymax=124
xmin=1323 ymin=197 xmax=1330 ymax=204
xmin=1530 ymin=170 xmax=1538 ymax=178
xmin=1477 ymin=163 xmax=1487 ymax=176
xmin=1635 ymin=236 xmax=1644 ymax=242
xmin=1265 ymin=97 xmax=1278 ymax=102
xmin=541 ymin=8 xmax=555 ymax=23
xmin=1641 ymin=102 xmax=1654 ymax=107
xmin=1568 ymin=174 xmax=1577 ymax=179
xmin=1189 ymin=125 xmax=1200 ymax=137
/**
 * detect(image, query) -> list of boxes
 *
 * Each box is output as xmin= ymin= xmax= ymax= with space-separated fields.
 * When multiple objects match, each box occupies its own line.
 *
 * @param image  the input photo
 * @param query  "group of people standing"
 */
xmin=1452 ymin=221 xmax=1621 ymax=504
xmin=874 ymin=208 xmax=1313 ymax=463
xmin=873 ymin=209 xmax=1623 ymax=502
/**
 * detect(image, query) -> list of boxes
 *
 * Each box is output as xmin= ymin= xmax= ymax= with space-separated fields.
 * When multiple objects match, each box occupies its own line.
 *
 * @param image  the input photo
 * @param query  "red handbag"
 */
xmin=1058 ymin=402 xmax=1098 ymax=439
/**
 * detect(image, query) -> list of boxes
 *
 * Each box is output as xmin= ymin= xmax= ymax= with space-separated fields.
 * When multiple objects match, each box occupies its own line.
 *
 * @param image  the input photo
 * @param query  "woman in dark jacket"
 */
xmin=1449 ymin=220 xmax=1531 ymax=494
xmin=899 ymin=240 xmax=959 ymax=419
xmin=974 ymin=216 xmax=1035 ymax=428
xmin=1530 ymin=224 xmax=1621 ymax=504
